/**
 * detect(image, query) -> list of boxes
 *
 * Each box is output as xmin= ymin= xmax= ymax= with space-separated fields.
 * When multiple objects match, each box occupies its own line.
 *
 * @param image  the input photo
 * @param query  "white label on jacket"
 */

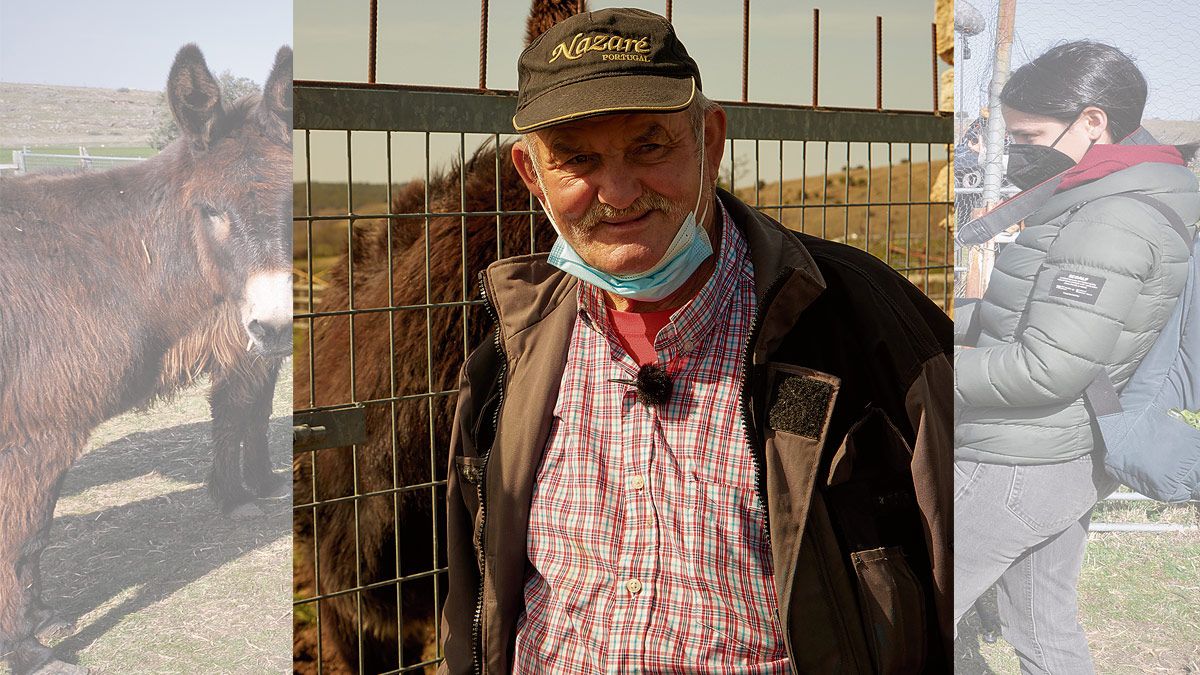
xmin=1049 ymin=270 xmax=1106 ymax=305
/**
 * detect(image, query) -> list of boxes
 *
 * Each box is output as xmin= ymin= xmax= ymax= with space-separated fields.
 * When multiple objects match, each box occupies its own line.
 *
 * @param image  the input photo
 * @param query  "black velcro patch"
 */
xmin=1049 ymin=270 xmax=1106 ymax=305
xmin=769 ymin=375 xmax=834 ymax=439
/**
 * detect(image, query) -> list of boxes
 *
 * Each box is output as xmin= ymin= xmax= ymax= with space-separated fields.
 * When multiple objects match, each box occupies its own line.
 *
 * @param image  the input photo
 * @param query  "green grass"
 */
xmin=2 ymin=145 xmax=157 ymax=160
xmin=961 ymin=515 xmax=1200 ymax=673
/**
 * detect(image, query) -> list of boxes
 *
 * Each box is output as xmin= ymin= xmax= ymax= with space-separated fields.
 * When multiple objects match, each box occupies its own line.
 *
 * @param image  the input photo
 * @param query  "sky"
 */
xmin=295 ymin=0 xmax=950 ymax=184
xmin=956 ymin=0 xmax=1200 ymax=123
xmin=0 ymin=0 xmax=292 ymax=90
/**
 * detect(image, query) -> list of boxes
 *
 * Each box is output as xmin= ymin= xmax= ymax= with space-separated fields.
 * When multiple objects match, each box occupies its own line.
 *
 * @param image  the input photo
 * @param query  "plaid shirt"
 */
xmin=513 ymin=202 xmax=791 ymax=674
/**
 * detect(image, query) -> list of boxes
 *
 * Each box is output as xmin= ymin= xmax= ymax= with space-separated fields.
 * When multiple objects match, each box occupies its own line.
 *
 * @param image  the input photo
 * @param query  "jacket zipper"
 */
xmin=472 ymin=271 xmax=507 ymax=675
xmin=738 ymin=268 xmax=793 ymax=548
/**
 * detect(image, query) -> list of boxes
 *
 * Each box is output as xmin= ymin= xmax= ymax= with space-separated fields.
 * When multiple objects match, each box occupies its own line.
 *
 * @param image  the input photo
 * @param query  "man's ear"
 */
xmin=703 ymin=106 xmax=727 ymax=184
xmin=512 ymin=140 xmax=546 ymax=200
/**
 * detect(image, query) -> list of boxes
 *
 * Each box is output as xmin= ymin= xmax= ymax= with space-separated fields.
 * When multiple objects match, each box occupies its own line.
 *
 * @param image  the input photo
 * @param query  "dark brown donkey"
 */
xmin=292 ymin=5 xmax=582 ymax=672
xmin=0 ymin=45 xmax=292 ymax=674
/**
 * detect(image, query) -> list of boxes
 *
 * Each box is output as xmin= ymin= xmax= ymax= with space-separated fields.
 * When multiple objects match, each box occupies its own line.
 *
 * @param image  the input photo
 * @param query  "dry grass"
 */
xmin=957 ymin=501 xmax=1200 ymax=674
xmin=1 ymin=360 xmax=293 ymax=674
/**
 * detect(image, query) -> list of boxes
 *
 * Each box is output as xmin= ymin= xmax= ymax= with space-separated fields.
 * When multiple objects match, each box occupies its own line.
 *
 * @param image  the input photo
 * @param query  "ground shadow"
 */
xmin=37 ymin=413 xmax=291 ymax=666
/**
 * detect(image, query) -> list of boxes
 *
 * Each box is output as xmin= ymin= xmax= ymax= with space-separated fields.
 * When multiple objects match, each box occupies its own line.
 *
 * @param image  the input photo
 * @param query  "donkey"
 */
xmin=292 ymin=6 xmax=583 ymax=672
xmin=0 ymin=44 xmax=292 ymax=674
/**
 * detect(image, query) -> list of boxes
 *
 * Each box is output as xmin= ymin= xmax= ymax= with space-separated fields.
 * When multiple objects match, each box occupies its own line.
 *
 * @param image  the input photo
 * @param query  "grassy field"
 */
xmin=959 ymin=498 xmax=1200 ymax=673
xmin=1 ymin=145 xmax=156 ymax=158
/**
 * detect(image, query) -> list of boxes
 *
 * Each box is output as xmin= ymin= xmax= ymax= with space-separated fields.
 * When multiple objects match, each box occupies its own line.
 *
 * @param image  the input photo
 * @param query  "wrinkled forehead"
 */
xmin=535 ymin=110 xmax=692 ymax=153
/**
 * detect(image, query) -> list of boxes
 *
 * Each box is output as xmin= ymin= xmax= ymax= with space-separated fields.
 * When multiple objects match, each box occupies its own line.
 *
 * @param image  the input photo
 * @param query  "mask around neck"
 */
xmin=533 ymin=138 xmax=714 ymax=302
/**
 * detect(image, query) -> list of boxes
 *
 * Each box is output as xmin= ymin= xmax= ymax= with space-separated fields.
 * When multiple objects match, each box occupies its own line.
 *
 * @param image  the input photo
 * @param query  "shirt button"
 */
xmin=629 ymin=475 xmax=646 ymax=490
xmin=625 ymin=578 xmax=643 ymax=594
xmin=683 ymin=339 xmax=696 ymax=352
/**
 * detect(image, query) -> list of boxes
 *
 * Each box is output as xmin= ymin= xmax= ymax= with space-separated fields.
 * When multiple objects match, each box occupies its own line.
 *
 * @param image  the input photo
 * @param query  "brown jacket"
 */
xmin=441 ymin=190 xmax=953 ymax=674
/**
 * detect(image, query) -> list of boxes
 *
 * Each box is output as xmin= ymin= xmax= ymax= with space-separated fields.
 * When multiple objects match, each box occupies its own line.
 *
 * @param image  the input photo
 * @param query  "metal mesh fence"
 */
xmin=292 ymin=4 xmax=951 ymax=674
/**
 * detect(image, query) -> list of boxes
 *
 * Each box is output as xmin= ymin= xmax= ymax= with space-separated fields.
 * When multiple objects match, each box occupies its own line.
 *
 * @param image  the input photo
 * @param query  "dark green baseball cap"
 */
xmin=513 ymin=7 xmax=702 ymax=133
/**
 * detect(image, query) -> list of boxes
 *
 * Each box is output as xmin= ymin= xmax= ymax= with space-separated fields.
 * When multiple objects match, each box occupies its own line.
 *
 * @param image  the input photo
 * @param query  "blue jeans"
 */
xmin=954 ymin=454 xmax=1100 ymax=675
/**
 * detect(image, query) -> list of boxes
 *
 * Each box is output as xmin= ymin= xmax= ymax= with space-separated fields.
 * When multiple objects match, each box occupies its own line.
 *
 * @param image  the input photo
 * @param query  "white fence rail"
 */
xmin=9 ymin=146 xmax=147 ymax=175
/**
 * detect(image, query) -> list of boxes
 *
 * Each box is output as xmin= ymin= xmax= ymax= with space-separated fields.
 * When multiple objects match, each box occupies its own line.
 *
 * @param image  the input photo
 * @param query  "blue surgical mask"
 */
xmin=534 ymin=138 xmax=713 ymax=302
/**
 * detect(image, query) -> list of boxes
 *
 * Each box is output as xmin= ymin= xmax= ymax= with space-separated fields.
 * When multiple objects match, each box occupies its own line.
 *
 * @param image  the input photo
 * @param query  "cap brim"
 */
xmin=513 ymin=75 xmax=695 ymax=133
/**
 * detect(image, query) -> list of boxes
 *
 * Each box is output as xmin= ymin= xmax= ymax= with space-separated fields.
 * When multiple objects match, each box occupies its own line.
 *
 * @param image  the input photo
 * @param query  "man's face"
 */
xmin=513 ymin=109 xmax=723 ymax=276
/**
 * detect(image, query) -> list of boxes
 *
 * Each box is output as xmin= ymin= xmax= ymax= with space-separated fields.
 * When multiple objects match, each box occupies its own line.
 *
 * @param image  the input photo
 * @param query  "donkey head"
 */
xmin=166 ymin=44 xmax=293 ymax=358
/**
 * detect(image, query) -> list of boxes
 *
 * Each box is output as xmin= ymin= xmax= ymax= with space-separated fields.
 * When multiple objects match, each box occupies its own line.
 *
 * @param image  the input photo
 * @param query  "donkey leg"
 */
xmin=1 ymin=444 xmax=88 ymax=674
xmin=25 ymin=476 xmax=77 ymax=642
xmin=207 ymin=365 xmax=257 ymax=514
xmin=241 ymin=357 xmax=286 ymax=498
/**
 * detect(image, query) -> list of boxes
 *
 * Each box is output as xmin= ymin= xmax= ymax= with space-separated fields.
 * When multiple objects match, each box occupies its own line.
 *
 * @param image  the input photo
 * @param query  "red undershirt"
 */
xmin=607 ymin=305 xmax=675 ymax=366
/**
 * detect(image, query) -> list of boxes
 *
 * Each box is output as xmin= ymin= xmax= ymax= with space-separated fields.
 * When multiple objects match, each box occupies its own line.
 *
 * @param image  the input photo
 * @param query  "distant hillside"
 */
xmin=296 ymin=159 xmax=952 ymax=268
xmin=0 ymin=82 xmax=160 ymax=148
xmin=1142 ymin=118 xmax=1200 ymax=145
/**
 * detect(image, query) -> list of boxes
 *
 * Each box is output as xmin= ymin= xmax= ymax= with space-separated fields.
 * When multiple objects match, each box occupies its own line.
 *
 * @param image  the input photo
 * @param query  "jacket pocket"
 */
xmin=851 ymin=546 xmax=927 ymax=674
xmin=455 ymin=456 xmax=486 ymax=549
xmin=824 ymin=408 xmax=932 ymax=673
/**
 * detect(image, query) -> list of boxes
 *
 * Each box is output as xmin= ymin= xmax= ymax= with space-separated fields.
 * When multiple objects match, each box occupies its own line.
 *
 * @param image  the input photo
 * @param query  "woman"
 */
xmin=954 ymin=41 xmax=1200 ymax=672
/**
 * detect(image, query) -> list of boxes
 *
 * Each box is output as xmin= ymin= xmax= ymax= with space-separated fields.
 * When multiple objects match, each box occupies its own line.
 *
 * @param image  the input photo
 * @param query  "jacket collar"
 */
xmin=1023 ymin=161 xmax=1199 ymax=228
xmin=481 ymin=188 xmax=827 ymax=356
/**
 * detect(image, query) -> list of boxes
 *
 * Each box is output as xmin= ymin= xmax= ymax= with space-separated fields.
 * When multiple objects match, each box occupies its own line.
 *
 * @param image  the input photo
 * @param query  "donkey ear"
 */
xmin=262 ymin=46 xmax=293 ymax=124
xmin=167 ymin=44 xmax=224 ymax=149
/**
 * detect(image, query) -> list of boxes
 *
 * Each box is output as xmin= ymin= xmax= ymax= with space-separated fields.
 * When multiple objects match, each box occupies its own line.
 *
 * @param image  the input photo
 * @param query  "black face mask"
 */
xmin=1004 ymin=122 xmax=1078 ymax=190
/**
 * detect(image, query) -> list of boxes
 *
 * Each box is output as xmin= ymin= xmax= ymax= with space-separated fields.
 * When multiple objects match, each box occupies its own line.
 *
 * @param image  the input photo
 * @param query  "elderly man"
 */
xmin=441 ymin=8 xmax=952 ymax=674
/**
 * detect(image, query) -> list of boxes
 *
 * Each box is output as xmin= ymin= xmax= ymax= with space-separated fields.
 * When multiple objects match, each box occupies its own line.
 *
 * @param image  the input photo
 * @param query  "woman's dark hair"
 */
xmin=1000 ymin=41 xmax=1147 ymax=141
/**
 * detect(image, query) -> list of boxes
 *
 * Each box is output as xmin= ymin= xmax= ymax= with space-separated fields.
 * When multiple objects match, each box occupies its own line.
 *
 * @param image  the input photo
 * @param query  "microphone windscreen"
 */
xmin=956 ymin=1 xmax=986 ymax=36
xmin=635 ymin=364 xmax=672 ymax=406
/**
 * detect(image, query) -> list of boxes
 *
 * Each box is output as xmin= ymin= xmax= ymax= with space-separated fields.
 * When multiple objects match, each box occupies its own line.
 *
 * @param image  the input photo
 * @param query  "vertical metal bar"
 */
xmin=944 ymin=141 xmax=953 ymax=310
xmin=906 ymin=142 xmax=913 ymax=271
xmin=479 ymin=0 xmax=490 ymax=89
xmin=728 ymin=138 xmax=736 ymax=194
xmin=754 ymin=140 xmax=761 ymax=208
xmin=460 ymin=134 xmax=469 ymax=360
xmin=812 ymin=8 xmax=820 ymax=108
xmin=887 ymin=143 xmax=894 ymax=265
xmin=844 ymin=142 xmax=851 ymax=245
xmin=345 ymin=129 xmax=366 ymax=674
xmin=368 ymin=0 xmax=378 ymax=84
xmin=425 ymin=132 xmax=442 ymax=675
xmin=742 ymin=0 xmax=750 ymax=102
xmin=310 ymin=447 xmax=323 ymax=673
xmin=665 ymin=0 xmax=673 ymax=22
xmin=866 ymin=142 xmax=872 ymax=256
xmin=926 ymin=144 xmax=933 ymax=293
xmin=821 ymin=142 xmax=829 ymax=239
xmin=305 ymin=130 xmax=316 ymax=409
xmin=800 ymin=140 xmax=808 ymax=233
xmin=876 ymin=16 xmax=883 ymax=111
xmin=384 ymin=131 xmax=404 ymax=670
xmin=931 ymin=22 xmax=939 ymax=112
xmin=346 ymin=132 xmax=357 ymax=402
xmin=495 ymin=134 xmax=503 ymax=261
xmin=777 ymin=141 xmax=784 ymax=224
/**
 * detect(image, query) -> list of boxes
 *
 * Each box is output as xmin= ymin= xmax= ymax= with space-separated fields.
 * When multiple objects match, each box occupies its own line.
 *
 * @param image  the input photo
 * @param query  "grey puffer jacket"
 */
xmin=956 ymin=161 xmax=1200 ymax=464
